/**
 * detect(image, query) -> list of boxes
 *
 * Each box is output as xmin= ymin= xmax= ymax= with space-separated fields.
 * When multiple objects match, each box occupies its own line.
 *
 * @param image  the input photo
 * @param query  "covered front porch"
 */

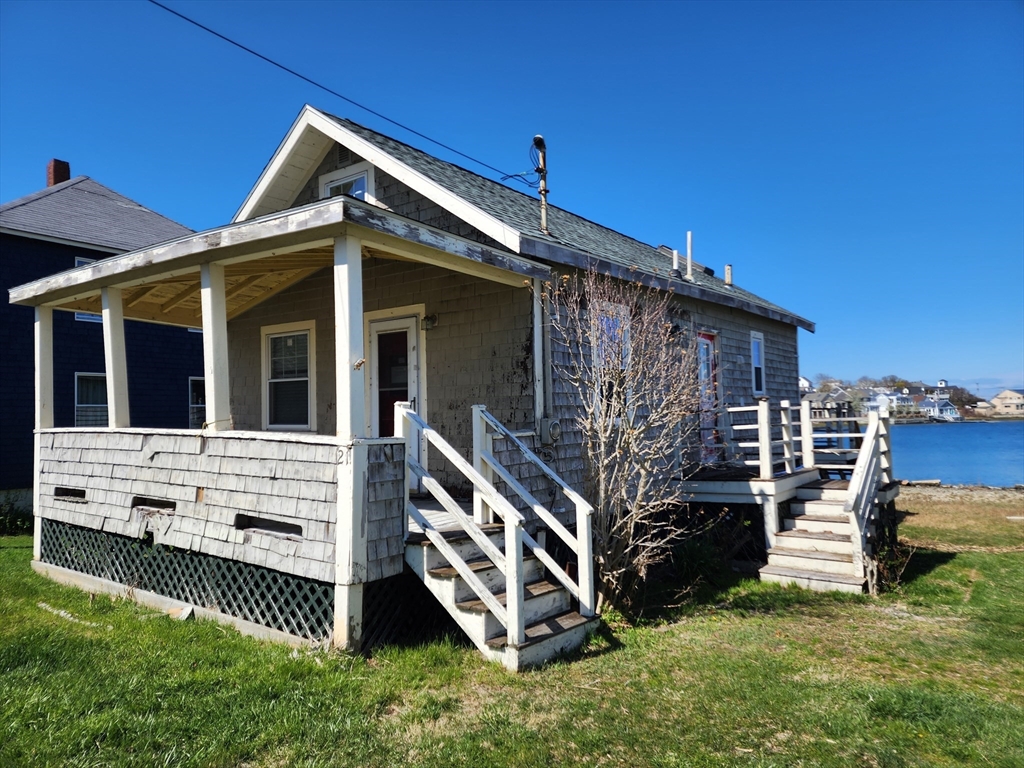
xmin=12 ymin=196 xmax=599 ymax=667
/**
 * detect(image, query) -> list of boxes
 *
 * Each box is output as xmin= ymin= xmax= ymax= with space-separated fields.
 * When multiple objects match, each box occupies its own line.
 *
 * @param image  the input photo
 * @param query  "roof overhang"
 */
xmin=234 ymin=105 xmax=523 ymax=253
xmin=9 ymin=198 xmax=549 ymax=326
xmin=520 ymin=235 xmax=816 ymax=332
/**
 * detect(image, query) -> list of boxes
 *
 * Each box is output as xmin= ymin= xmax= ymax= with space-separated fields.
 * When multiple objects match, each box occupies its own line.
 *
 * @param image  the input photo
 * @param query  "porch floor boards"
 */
xmin=800 ymin=479 xmax=850 ymax=491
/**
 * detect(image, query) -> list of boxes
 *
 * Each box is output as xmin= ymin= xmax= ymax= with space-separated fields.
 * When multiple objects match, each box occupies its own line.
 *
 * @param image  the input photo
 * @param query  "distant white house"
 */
xmin=919 ymin=398 xmax=961 ymax=422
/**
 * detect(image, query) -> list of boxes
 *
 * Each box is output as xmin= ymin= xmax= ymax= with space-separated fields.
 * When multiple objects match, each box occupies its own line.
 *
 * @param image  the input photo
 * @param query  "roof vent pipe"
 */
xmin=533 ymin=135 xmax=550 ymax=235
xmin=670 ymin=249 xmax=682 ymax=280
xmin=725 ymin=264 xmax=733 ymax=286
xmin=685 ymin=230 xmax=694 ymax=281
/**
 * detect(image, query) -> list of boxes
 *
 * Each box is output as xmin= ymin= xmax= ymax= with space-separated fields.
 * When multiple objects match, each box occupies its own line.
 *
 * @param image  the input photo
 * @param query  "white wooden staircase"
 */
xmin=395 ymin=404 xmax=599 ymax=670
xmin=760 ymin=479 xmax=869 ymax=593
xmin=759 ymin=411 xmax=897 ymax=595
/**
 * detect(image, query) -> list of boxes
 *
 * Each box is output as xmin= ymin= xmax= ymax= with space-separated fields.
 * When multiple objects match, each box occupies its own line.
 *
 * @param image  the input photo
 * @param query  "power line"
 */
xmin=145 ymin=0 xmax=523 ymax=183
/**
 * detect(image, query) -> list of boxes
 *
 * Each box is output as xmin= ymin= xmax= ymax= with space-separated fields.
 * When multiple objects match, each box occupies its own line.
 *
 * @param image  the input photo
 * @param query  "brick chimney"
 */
xmin=47 ymin=159 xmax=71 ymax=187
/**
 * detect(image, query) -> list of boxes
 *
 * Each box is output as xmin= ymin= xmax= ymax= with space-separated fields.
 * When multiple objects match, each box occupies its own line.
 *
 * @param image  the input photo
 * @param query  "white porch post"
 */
xmin=33 ymin=307 xmax=54 ymax=561
xmin=101 ymin=287 xmax=130 ymax=428
xmin=333 ymin=234 xmax=367 ymax=651
xmin=200 ymin=263 xmax=231 ymax=431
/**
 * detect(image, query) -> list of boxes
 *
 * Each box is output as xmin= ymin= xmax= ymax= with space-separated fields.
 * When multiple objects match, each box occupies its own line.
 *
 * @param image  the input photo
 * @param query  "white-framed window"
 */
xmin=189 ymin=377 xmax=206 ymax=429
xmin=75 ymin=373 xmax=108 ymax=426
xmin=593 ymin=301 xmax=631 ymax=409
xmin=261 ymin=320 xmax=316 ymax=431
xmin=750 ymin=331 xmax=766 ymax=396
xmin=319 ymin=161 xmax=376 ymax=204
xmin=74 ymin=257 xmax=102 ymax=322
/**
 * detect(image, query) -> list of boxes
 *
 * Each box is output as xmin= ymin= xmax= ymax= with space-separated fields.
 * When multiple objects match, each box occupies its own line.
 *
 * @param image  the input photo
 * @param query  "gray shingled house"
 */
xmin=1 ymin=163 xmax=201 ymax=510
xmin=9 ymin=107 xmax=897 ymax=668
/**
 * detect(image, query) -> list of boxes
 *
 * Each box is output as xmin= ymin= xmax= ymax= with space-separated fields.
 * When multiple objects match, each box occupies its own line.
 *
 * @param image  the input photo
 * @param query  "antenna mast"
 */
xmin=533 ymin=135 xmax=550 ymax=235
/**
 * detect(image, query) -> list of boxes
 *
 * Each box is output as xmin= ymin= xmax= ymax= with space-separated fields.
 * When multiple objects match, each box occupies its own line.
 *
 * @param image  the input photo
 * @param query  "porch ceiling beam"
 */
xmin=226 ymin=268 xmax=319 ymax=321
xmin=225 ymin=274 xmax=265 ymax=299
xmin=9 ymin=200 xmax=349 ymax=307
xmin=161 ymin=283 xmax=201 ymax=313
xmin=125 ymin=285 xmax=158 ymax=307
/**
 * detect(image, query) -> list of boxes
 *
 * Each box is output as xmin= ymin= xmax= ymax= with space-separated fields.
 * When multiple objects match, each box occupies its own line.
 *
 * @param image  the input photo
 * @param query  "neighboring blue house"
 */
xmin=1 ymin=161 xmax=204 ymax=506
xmin=918 ymin=398 xmax=961 ymax=422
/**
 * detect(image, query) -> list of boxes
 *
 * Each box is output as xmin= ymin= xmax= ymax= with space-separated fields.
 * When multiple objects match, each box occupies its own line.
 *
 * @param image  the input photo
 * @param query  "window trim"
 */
xmin=75 ymin=372 xmax=108 ymax=427
xmin=750 ymin=331 xmax=766 ymax=396
xmin=74 ymin=257 xmax=102 ymax=322
xmin=319 ymin=161 xmax=377 ymax=205
xmin=261 ymin=320 xmax=317 ymax=432
xmin=189 ymin=376 xmax=206 ymax=430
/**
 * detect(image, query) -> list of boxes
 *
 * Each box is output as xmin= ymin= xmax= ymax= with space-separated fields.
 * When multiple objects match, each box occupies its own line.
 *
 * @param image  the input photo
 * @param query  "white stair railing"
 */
xmin=472 ymin=405 xmax=596 ymax=618
xmin=843 ymin=412 xmax=884 ymax=590
xmin=395 ymin=402 xmax=526 ymax=646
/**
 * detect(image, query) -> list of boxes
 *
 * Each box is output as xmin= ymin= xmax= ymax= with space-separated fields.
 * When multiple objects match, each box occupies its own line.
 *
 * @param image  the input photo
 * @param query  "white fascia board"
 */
xmin=235 ymin=106 xmax=522 ymax=253
xmin=232 ymin=106 xmax=329 ymax=224
xmin=9 ymin=200 xmax=348 ymax=307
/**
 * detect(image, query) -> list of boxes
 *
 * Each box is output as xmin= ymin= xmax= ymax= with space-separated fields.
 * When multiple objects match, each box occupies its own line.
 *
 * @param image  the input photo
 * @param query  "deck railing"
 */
xmin=724 ymin=400 xmax=893 ymax=484
xmin=726 ymin=399 xmax=805 ymax=479
xmin=394 ymin=403 xmax=596 ymax=649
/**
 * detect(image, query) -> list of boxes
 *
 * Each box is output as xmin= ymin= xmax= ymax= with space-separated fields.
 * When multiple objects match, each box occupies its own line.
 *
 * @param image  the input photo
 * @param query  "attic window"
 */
xmin=320 ymin=161 xmax=376 ymax=204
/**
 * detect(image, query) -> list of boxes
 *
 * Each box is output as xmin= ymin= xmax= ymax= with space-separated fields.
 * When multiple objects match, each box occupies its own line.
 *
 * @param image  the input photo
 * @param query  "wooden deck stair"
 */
xmin=405 ymin=516 xmax=598 ymax=669
xmin=397 ymin=404 xmax=598 ymax=670
xmin=760 ymin=479 xmax=869 ymax=593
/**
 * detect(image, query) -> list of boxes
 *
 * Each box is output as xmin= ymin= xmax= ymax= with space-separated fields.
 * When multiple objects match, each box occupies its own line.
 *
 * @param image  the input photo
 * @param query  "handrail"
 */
xmin=843 ymin=414 xmax=883 ymax=590
xmin=474 ymin=405 xmax=596 ymax=618
xmin=396 ymin=402 xmax=526 ymax=646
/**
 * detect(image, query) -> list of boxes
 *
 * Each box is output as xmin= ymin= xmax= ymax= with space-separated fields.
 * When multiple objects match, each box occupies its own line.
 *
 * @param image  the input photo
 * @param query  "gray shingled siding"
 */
xmin=364 ymin=440 xmax=405 ymax=582
xmin=223 ymin=260 xmax=539 ymax=501
xmin=227 ymin=268 xmax=337 ymax=434
xmin=36 ymin=429 xmax=338 ymax=583
xmin=291 ymin=143 xmax=506 ymax=250
xmin=362 ymin=257 xmax=537 ymax=498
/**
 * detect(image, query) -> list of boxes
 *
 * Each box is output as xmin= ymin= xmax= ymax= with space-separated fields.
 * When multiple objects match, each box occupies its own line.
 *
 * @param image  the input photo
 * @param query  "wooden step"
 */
xmin=485 ymin=610 xmax=595 ymax=650
xmin=405 ymin=523 xmax=504 ymax=546
xmin=768 ymin=546 xmax=857 ymax=576
xmin=455 ymin=579 xmax=563 ymax=613
xmin=426 ymin=552 xmax=538 ymax=580
xmin=759 ymin=564 xmax=865 ymax=593
xmin=776 ymin=529 xmax=852 ymax=554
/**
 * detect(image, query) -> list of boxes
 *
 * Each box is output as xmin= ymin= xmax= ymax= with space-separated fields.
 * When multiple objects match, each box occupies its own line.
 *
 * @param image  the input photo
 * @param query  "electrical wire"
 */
xmin=145 ymin=0 xmax=530 ymax=185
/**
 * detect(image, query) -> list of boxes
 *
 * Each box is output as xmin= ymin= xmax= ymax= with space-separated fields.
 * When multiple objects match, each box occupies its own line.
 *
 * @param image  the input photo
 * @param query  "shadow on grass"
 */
xmin=898 ymin=547 xmax=957 ymax=587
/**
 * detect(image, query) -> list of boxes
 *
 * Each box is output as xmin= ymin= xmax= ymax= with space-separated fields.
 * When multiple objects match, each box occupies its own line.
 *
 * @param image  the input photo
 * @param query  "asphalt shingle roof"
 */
xmin=325 ymin=112 xmax=808 ymax=325
xmin=0 ymin=176 xmax=191 ymax=252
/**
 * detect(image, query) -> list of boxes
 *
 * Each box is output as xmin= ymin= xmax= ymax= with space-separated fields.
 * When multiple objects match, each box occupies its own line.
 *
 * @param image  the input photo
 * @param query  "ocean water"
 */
xmin=889 ymin=421 xmax=1024 ymax=487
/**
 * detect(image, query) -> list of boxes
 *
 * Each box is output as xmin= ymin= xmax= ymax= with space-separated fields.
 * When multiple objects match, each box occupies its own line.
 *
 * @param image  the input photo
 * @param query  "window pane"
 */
xmin=754 ymin=368 xmax=763 ymax=392
xmin=269 ymin=379 xmax=309 ymax=425
xmin=327 ymin=173 xmax=367 ymax=201
xmin=77 ymin=376 xmax=107 ymax=405
xmin=270 ymin=333 xmax=309 ymax=379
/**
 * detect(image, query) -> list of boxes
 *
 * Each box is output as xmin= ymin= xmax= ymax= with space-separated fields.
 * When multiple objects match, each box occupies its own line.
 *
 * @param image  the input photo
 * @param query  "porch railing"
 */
xmin=394 ymin=403 xmax=595 ymax=650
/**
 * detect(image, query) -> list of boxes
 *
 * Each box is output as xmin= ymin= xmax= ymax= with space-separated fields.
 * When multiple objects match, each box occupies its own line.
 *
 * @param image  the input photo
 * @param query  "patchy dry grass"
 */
xmin=3 ymin=487 xmax=1024 ymax=767
xmin=898 ymin=486 xmax=1024 ymax=551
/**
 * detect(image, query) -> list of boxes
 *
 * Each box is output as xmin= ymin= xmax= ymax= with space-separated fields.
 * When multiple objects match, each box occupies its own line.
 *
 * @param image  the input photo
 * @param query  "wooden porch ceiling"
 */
xmin=50 ymin=245 xmax=439 ymax=328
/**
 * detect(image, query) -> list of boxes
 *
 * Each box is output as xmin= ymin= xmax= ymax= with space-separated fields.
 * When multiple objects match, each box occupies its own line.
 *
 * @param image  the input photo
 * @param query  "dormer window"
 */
xmin=319 ymin=161 xmax=376 ymax=204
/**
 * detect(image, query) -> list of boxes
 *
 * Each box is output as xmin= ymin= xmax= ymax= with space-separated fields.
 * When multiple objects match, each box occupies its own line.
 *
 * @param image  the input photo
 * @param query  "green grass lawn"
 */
xmin=3 ymin=493 xmax=1023 ymax=767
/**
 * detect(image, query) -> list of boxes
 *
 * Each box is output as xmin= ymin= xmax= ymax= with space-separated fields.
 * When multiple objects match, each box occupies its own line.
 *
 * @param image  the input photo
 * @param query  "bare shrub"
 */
xmin=545 ymin=269 xmax=718 ymax=612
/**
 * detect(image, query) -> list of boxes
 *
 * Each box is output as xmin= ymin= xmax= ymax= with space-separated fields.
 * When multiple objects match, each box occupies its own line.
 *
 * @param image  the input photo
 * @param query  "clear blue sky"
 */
xmin=2 ymin=0 xmax=1021 ymax=396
